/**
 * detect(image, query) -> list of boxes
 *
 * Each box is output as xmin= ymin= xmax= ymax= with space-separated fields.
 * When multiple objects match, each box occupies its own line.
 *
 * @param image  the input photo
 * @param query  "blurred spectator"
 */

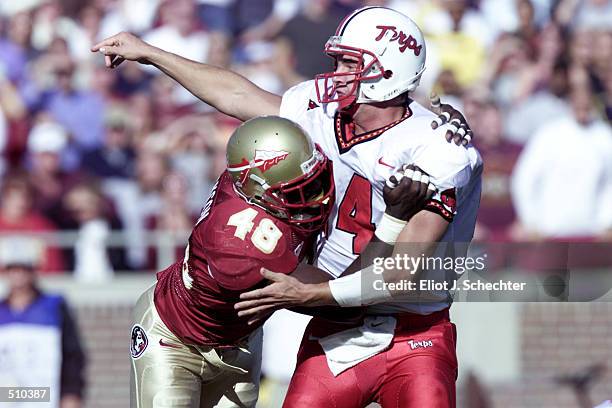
xmin=503 ymin=54 xmax=572 ymax=144
xmin=161 ymin=114 xmax=220 ymax=213
xmin=82 ymin=104 xmax=135 ymax=179
xmin=111 ymin=60 xmax=153 ymax=97
xmin=206 ymin=31 xmax=232 ymax=68
xmin=144 ymin=171 xmax=193 ymax=267
xmin=98 ymin=0 xmax=162 ymax=39
xmin=0 ymin=236 xmax=86 ymax=407
xmin=0 ymin=66 xmax=27 ymax=173
xmin=424 ymin=0 xmax=490 ymax=87
xmin=144 ymin=0 xmax=209 ymax=61
xmin=515 ymin=0 xmax=539 ymax=52
xmin=152 ymin=171 xmax=194 ymax=233
xmin=150 ymin=74 xmax=196 ymax=130
xmin=233 ymin=0 xmax=275 ymax=41
xmin=63 ymin=183 xmax=114 ymax=281
xmin=274 ymin=0 xmax=341 ymax=86
xmin=0 ymin=175 xmax=65 ymax=273
xmin=42 ymin=59 xmax=105 ymax=168
xmin=196 ymin=0 xmax=234 ymax=34
xmin=0 ymin=11 xmax=33 ymax=84
xmin=555 ymin=0 xmax=612 ymax=31
xmin=101 ymin=144 xmax=168 ymax=270
xmin=235 ymin=41 xmax=284 ymax=93
xmin=511 ymin=84 xmax=612 ymax=239
xmin=26 ymin=120 xmax=83 ymax=226
xmin=143 ymin=0 xmax=210 ymax=106
xmin=470 ymin=98 xmax=522 ymax=241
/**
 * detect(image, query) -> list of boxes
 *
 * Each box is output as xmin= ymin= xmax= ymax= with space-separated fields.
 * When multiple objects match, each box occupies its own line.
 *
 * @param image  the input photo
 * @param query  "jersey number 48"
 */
xmin=227 ymin=208 xmax=283 ymax=254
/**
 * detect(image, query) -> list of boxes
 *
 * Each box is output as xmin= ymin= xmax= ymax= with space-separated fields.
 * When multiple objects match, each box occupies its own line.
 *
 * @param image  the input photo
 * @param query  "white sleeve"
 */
xmin=412 ymin=137 xmax=472 ymax=191
xmin=279 ymin=80 xmax=316 ymax=124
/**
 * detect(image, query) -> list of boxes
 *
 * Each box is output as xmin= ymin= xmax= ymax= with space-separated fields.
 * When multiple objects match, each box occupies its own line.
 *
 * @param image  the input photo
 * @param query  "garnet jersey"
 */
xmin=154 ymin=172 xmax=310 ymax=346
xmin=280 ymin=80 xmax=483 ymax=315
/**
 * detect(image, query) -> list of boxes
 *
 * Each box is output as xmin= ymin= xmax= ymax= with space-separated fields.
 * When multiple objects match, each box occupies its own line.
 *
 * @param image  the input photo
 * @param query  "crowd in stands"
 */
xmin=0 ymin=0 xmax=610 ymax=276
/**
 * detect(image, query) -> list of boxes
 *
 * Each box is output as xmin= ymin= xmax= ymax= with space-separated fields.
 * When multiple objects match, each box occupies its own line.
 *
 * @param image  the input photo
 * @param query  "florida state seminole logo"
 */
xmin=130 ymin=325 xmax=148 ymax=359
xmin=228 ymin=150 xmax=290 ymax=185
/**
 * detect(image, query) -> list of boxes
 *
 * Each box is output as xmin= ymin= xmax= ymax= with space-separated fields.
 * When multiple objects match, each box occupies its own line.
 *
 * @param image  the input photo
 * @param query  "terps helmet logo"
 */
xmin=375 ymin=25 xmax=422 ymax=56
xmin=130 ymin=325 xmax=148 ymax=359
xmin=228 ymin=150 xmax=290 ymax=184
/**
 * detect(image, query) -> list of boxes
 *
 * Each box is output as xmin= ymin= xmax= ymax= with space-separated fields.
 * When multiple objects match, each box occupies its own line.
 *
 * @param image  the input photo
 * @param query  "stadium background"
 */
xmin=0 ymin=0 xmax=610 ymax=406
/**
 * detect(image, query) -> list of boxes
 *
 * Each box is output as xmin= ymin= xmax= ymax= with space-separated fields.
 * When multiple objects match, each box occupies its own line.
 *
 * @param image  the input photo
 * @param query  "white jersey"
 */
xmin=280 ymin=80 xmax=482 ymax=314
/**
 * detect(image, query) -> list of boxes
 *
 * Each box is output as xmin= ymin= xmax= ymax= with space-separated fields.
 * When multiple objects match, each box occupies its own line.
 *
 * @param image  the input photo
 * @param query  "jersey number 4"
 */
xmin=227 ymin=208 xmax=283 ymax=254
xmin=336 ymin=174 xmax=375 ymax=254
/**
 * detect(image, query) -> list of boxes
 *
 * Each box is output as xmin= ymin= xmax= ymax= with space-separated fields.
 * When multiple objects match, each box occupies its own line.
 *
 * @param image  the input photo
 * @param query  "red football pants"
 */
xmin=283 ymin=309 xmax=458 ymax=408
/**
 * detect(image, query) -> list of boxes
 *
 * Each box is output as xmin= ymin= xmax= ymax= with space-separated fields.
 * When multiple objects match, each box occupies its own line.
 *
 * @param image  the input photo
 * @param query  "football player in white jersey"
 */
xmin=235 ymin=7 xmax=482 ymax=407
xmin=93 ymin=6 xmax=480 ymax=407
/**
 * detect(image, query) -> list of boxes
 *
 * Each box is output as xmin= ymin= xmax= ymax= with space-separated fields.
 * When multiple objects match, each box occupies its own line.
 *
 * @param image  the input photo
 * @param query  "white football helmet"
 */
xmin=315 ymin=6 xmax=426 ymax=109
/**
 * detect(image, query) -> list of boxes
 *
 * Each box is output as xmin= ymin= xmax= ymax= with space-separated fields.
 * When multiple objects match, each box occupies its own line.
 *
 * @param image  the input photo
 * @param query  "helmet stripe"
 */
xmin=337 ymin=6 xmax=389 ymax=36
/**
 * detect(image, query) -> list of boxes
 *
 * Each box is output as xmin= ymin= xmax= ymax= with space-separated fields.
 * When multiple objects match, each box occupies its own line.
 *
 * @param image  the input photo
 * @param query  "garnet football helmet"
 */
xmin=315 ymin=6 xmax=426 ymax=109
xmin=226 ymin=116 xmax=335 ymax=232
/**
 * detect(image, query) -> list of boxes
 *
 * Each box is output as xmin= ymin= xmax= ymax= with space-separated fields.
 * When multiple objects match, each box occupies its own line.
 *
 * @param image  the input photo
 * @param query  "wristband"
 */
xmin=329 ymin=270 xmax=362 ymax=307
xmin=374 ymin=213 xmax=407 ymax=244
xmin=329 ymin=269 xmax=393 ymax=307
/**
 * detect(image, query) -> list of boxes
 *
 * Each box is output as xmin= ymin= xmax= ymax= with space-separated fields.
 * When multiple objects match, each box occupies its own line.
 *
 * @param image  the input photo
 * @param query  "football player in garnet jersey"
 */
xmin=95 ymin=7 xmax=479 ymax=407
xmin=130 ymin=115 xmax=434 ymax=408
xmin=129 ymin=116 xmax=336 ymax=408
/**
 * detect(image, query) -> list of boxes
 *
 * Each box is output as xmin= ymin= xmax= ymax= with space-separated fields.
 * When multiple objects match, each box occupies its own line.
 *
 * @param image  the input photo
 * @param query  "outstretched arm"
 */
xmin=91 ymin=32 xmax=281 ymax=121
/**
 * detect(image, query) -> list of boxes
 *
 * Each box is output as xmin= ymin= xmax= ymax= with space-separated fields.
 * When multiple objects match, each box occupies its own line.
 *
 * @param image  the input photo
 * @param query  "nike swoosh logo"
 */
xmin=371 ymin=322 xmax=385 ymax=327
xmin=159 ymin=339 xmax=182 ymax=349
xmin=378 ymin=157 xmax=394 ymax=169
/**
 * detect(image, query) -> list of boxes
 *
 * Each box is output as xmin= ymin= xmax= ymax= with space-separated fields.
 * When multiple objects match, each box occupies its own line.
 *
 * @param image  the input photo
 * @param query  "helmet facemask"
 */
xmin=258 ymin=147 xmax=335 ymax=233
xmin=315 ymin=36 xmax=386 ymax=111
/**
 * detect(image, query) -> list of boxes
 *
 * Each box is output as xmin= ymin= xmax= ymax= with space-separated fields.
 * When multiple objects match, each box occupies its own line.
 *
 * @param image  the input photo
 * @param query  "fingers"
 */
xmin=432 ymin=101 xmax=474 ymax=145
xmin=239 ymin=287 xmax=268 ymax=301
xmin=260 ymin=267 xmax=287 ymax=282
xmin=91 ymin=36 xmax=120 ymax=52
xmin=238 ymin=305 xmax=278 ymax=324
xmin=386 ymin=164 xmax=437 ymax=198
xmin=235 ymin=291 xmax=283 ymax=314
xmin=406 ymin=165 xmax=436 ymax=199
xmin=386 ymin=172 xmax=404 ymax=188
xmin=444 ymin=118 xmax=461 ymax=142
xmin=235 ymin=296 xmax=276 ymax=311
xmin=430 ymin=92 xmax=442 ymax=114
xmin=92 ymin=34 xmax=130 ymax=68
xmin=110 ymin=55 xmax=125 ymax=68
xmin=462 ymin=130 xmax=473 ymax=146
xmin=431 ymin=111 xmax=450 ymax=130
xmin=96 ymin=44 xmax=124 ymax=68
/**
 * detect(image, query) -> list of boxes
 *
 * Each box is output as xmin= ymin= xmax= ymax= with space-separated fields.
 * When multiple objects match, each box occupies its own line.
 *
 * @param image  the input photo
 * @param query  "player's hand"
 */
xmin=384 ymin=164 xmax=436 ymax=221
xmin=91 ymin=32 xmax=155 ymax=68
xmin=235 ymin=268 xmax=333 ymax=324
xmin=430 ymin=93 xmax=473 ymax=146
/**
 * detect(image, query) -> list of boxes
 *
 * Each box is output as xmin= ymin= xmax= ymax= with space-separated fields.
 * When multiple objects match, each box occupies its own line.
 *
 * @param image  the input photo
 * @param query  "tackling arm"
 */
xmin=92 ymin=32 xmax=281 ymax=121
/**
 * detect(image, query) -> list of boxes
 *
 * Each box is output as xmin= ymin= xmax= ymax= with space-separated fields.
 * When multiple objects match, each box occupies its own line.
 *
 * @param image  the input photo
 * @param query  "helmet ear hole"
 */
xmin=383 ymin=70 xmax=393 ymax=79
